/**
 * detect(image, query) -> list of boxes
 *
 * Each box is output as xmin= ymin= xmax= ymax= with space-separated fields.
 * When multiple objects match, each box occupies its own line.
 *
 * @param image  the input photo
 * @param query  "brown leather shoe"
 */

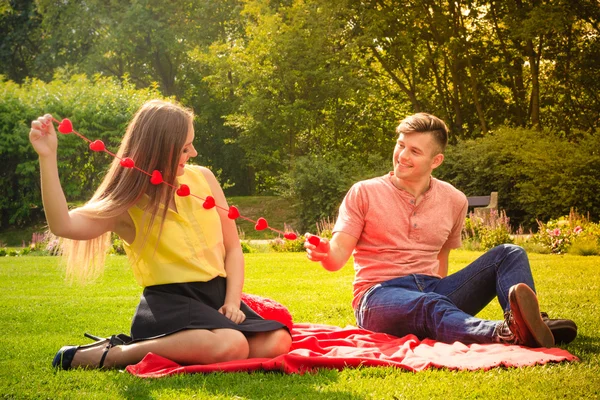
xmin=541 ymin=312 xmax=578 ymax=344
xmin=506 ymin=283 xmax=555 ymax=348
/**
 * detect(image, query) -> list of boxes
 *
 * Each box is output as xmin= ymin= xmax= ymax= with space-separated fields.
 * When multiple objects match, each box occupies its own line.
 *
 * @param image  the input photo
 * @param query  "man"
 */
xmin=305 ymin=113 xmax=576 ymax=347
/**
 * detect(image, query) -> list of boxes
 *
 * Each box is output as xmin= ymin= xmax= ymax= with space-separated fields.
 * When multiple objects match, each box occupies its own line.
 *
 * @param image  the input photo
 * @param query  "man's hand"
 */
xmin=304 ymin=233 xmax=330 ymax=262
xmin=304 ymin=231 xmax=358 ymax=272
xmin=218 ymin=303 xmax=246 ymax=324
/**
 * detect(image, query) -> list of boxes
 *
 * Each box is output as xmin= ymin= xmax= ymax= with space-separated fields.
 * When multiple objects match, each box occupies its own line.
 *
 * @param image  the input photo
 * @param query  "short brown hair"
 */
xmin=396 ymin=113 xmax=448 ymax=154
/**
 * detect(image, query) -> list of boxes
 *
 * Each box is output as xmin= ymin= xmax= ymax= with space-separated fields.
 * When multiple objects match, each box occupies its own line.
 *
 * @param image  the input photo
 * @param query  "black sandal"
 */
xmin=52 ymin=333 xmax=130 ymax=370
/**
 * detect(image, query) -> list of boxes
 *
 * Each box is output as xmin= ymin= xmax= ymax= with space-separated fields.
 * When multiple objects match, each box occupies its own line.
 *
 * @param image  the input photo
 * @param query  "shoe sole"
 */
xmin=552 ymin=327 xmax=578 ymax=345
xmin=509 ymin=284 xmax=555 ymax=348
xmin=545 ymin=320 xmax=578 ymax=344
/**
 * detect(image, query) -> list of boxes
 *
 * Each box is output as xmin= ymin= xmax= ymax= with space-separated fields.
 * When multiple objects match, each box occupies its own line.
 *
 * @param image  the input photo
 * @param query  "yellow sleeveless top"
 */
xmin=123 ymin=165 xmax=227 ymax=287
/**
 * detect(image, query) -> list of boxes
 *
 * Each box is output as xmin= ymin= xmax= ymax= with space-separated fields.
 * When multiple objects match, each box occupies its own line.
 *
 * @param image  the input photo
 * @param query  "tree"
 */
xmin=0 ymin=0 xmax=45 ymax=82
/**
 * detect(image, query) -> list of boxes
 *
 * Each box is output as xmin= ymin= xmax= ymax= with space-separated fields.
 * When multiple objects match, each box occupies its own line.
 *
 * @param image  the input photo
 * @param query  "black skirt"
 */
xmin=130 ymin=276 xmax=287 ymax=341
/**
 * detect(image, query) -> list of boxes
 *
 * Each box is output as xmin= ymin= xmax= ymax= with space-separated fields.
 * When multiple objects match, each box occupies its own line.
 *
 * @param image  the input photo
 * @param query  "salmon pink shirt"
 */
xmin=333 ymin=173 xmax=468 ymax=309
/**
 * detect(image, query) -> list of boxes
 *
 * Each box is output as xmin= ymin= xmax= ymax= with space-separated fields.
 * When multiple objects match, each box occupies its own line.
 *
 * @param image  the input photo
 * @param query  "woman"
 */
xmin=29 ymin=100 xmax=291 ymax=369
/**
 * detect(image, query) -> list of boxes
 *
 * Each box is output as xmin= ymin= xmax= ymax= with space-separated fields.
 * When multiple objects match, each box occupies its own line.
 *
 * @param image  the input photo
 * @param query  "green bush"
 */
xmin=269 ymin=236 xmax=306 ymax=253
xmin=108 ymin=235 xmax=126 ymax=255
xmin=278 ymin=153 xmax=389 ymax=232
xmin=568 ymin=236 xmax=600 ymax=256
xmin=436 ymin=126 xmax=600 ymax=230
xmin=315 ymin=217 xmax=334 ymax=240
xmin=240 ymin=241 xmax=254 ymax=254
xmin=461 ymin=210 xmax=514 ymax=251
xmin=0 ymin=74 xmax=162 ymax=228
xmin=0 ymin=248 xmax=6 ymax=257
xmin=531 ymin=209 xmax=600 ymax=254
xmin=480 ymin=227 xmax=513 ymax=251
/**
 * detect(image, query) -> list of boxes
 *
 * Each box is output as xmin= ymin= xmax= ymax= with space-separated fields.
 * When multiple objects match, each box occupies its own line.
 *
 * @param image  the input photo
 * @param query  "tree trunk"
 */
xmin=426 ymin=41 xmax=452 ymax=126
xmin=526 ymin=38 xmax=541 ymax=129
xmin=489 ymin=2 xmax=527 ymax=126
xmin=466 ymin=55 xmax=488 ymax=134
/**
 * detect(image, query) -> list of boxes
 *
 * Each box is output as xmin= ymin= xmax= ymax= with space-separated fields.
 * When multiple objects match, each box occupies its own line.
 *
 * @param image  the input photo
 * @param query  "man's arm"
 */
xmin=305 ymin=231 xmax=358 ymax=272
xmin=437 ymin=245 xmax=451 ymax=278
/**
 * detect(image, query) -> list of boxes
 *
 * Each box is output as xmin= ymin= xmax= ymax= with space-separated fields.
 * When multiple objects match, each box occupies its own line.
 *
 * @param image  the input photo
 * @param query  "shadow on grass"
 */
xmin=567 ymin=334 xmax=600 ymax=357
xmin=115 ymin=368 xmax=364 ymax=400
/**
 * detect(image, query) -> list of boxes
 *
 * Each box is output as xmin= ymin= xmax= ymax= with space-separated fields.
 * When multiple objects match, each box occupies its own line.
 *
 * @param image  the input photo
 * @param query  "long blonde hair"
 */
xmin=61 ymin=99 xmax=194 ymax=283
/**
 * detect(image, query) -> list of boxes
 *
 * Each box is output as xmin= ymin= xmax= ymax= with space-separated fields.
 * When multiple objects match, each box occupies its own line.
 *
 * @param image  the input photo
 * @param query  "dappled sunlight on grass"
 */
xmin=0 ymin=251 xmax=598 ymax=399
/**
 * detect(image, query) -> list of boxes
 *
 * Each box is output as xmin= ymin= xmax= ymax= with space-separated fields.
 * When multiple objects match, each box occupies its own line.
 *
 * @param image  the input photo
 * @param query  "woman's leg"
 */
xmin=69 ymin=328 xmax=249 ymax=368
xmin=246 ymin=328 xmax=292 ymax=358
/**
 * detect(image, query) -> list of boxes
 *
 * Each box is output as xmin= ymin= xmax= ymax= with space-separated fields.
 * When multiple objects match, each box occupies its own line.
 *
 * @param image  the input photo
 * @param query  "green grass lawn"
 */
xmin=0 ymin=251 xmax=598 ymax=399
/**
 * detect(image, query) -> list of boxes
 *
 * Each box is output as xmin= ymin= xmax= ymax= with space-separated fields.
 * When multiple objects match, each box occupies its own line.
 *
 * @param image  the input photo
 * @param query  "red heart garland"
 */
xmin=284 ymin=232 xmax=297 ymax=240
xmin=51 ymin=114 xmax=303 ymax=237
xmin=255 ymin=217 xmax=268 ymax=231
xmin=89 ymin=140 xmax=105 ymax=152
xmin=150 ymin=170 xmax=163 ymax=185
xmin=203 ymin=196 xmax=216 ymax=209
xmin=227 ymin=206 xmax=240 ymax=220
xmin=308 ymin=236 xmax=321 ymax=246
xmin=176 ymin=184 xmax=190 ymax=197
xmin=120 ymin=157 xmax=135 ymax=168
xmin=57 ymin=118 xmax=73 ymax=134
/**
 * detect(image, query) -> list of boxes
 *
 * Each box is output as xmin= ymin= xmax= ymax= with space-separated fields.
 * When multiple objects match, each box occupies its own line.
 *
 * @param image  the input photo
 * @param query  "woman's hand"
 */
xmin=29 ymin=114 xmax=58 ymax=158
xmin=219 ymin=303 xmax=246 ymax=324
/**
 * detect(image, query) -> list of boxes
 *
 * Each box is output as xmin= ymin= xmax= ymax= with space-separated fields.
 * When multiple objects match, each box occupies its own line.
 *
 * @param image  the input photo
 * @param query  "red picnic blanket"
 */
xmin=125 ymin=323 xmax=578 ymax=378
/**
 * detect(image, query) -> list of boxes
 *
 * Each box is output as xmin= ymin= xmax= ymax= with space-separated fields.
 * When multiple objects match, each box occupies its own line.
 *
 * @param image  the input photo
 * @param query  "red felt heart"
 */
xmin=308 ymin=235 xmax=321 ymax=246
xmin=89 ymin=140 xmax=105 ymax=152
xmin=150 ymin=170 xmax=163 ymax=185
xmin=227 ymin=206 xmax=240 ymax=220
xmin=284 ymin=232 xmax=297 ymax=240
xmin=176 ymin=184 xmax=190 ymax=197
xmin=255 ymin=217 xmax=268 ymax=231
xmin=57 ymin=118 xmax=73 ymax=134
xmin=203 ymin=196 xmax=216 ymax=209
xmin=120 ymin=157 xmax=135 ymax=168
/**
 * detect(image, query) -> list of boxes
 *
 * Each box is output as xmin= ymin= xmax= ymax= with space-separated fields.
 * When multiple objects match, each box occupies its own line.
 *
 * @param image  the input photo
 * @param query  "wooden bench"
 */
xmin=467 ymin=192 xmax=498 ymax=216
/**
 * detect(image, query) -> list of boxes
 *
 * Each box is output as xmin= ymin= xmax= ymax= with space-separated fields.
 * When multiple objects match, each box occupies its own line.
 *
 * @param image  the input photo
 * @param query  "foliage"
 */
xmin=269 ymin=236 xmax=306 ymax=253
xmin=315 ymin=217 xmax=335 ymax=240
xmin=0 ymin=74 xmax=162 ymax=227
xmin=532 ymin=209 xmax=600 ymax=255
xmin=240 ymin=241 xmax=254 ymax=254
xmin=269 ymin=216 xmax=336 ymax=253
xmin=2 ymin=0 xmax=600 ymax=203
xmin=277 ymin=153 xmax=389 ymax=232
xmin=568 ymin=236 xmax=600 ymax=257
xmin=2 ymin=0 xmax=600 ymax=233
xmin=462 ymin=210 xmax=514 ymax=251
xmin=228 ymin=196 xmax=300 ymax=240
xmin=200 ymin=1 xmax=404 ymax=193
xmin=108 ymin=235 xmax=126 ymax=256
xmin=0 ymin=0 xmax=45 ymax=82
xmin=437 ymin=127 xmax=600 ymax=229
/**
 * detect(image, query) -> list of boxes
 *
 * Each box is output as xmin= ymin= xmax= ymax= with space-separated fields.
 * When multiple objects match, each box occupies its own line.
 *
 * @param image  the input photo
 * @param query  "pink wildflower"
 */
xmin=574 ymin=226 xmax=583 ymax=234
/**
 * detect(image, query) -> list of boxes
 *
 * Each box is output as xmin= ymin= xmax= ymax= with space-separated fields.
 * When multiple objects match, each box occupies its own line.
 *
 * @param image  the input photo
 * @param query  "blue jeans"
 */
xmin=355 ymin=244 xmax=535 ymax=344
